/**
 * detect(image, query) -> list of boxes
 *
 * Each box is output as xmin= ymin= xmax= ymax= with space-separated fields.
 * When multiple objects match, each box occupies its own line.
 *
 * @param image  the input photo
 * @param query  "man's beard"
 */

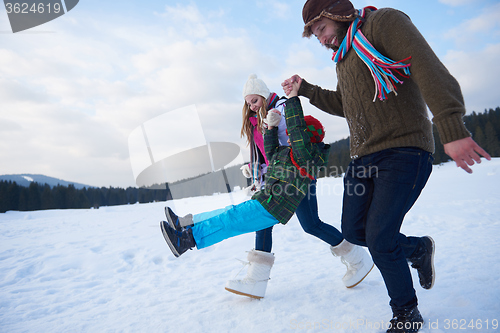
xmin=325 ymin=22 xmax=350 ymax=51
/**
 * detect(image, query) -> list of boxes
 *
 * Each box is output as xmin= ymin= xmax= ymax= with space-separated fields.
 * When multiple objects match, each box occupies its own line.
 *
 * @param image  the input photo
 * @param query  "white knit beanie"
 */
xmin=242 ymin=74 xmax=270 ymax=99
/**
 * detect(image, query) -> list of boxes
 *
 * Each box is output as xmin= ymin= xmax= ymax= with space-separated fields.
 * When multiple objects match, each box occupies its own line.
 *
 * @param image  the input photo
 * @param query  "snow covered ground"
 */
xmin=1 ymin=159 xmax=499 ymax=333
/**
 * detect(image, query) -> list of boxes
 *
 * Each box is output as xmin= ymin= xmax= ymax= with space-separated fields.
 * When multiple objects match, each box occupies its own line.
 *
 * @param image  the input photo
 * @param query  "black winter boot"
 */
xmin=160 ymin=221 xmax=196 ymax=257
xmin=387 ymin=305 xmax=424 ymax=333
xmin=409 ymin=236 xmax=435 ymax=289
xmin=165 ymin=207 xmax=181 ymax=230
xmin=165 ymin=207 xmax=193 ymax=231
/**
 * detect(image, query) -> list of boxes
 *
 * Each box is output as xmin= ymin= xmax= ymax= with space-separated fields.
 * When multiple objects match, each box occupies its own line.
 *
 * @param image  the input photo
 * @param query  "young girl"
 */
xmin=236 ymin=74 xmax=288 ymax=285
xmin=162 ymin=76 xmax=374 ymax=299
xmin=240 ymin=74 xmax=288 ymax=194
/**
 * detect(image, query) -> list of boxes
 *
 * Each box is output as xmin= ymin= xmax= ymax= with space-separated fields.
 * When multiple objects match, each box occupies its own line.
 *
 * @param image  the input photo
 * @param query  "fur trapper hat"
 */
xmin=242 ymin=74 xmax=270 ymax=99
xmin=302 ymin=0 xmax=357 ymax=37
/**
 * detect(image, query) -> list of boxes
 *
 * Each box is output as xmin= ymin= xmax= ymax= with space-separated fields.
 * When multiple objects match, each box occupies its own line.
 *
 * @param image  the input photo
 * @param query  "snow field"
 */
xmin=1 ymin=159 xmax=499 ymax=333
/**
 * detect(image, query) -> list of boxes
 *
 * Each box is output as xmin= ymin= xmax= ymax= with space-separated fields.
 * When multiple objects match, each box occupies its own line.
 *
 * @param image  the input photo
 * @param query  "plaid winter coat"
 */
xmin=252 ymin=97 xmax=330 ymax=224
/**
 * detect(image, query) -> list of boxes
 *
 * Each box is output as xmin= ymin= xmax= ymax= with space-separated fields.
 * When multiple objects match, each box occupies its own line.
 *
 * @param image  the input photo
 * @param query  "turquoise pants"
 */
xmin=191 ymin=199 xmax=278 ymax=249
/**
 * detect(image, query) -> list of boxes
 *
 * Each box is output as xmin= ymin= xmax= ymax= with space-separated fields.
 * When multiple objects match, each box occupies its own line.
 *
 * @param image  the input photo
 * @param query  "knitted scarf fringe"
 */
xmin=332 ymin=6 xmax=411 ymax=102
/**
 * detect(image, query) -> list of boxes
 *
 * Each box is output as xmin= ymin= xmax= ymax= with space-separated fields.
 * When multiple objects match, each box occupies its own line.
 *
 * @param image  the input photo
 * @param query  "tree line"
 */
xmin=0 ymin=163 xmax=248 ymax=213
xmin=1 ymin=107 xmax=498 ymax=213
xmin=0 ymin=183 xmax=167 ymax=213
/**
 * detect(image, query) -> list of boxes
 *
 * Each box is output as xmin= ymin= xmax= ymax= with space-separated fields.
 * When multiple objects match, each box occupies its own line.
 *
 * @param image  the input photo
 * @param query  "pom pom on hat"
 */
xmin=304 ymin=115 xmax=325 ymax=143
xmin=242 ymin=74 xmax=270 ymax=99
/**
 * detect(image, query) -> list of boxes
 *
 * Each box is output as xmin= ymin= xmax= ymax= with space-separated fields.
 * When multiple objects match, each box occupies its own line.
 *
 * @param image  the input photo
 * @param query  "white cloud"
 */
xmin=439 ymin=2 xmax=500 ymax=113
xmin=438 ymin=0 xmax=478 ymax=6
xmin=0 ymin=2 xmax=288 ymax=187
xmin=3 ymin=1 xmax=497 ymax=187
xmin=157 ymin=4 xmax=210 ymax=40
xmin=257 ymin=1 xmax=292 ymax=20
xmin=443 ymin=2 xmax=500 ymax=48
xmin=0 ymin=117 xmax=23 ymax=132
xmin=444 ymin=43 xmax=500 ymax=113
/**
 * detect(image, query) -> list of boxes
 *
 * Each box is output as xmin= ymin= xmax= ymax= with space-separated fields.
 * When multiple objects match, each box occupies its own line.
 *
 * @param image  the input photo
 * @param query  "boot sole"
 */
xmin=224 ymin=287 xmax=263 ymax=299
xmin=346 ymin=262 xmax=374 ymax=288
xmin=424 ymin=236 xmax=436 ymax=290
xmin=160 ymin=221 xmax=180 ymax=258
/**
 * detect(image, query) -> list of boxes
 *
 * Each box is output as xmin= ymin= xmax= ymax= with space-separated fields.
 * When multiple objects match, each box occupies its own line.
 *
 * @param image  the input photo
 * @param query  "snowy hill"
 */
xmin=0 ymin=159 xmax=499 ymax=333
xmin=0 ymin=174 xmax=91 ymax=189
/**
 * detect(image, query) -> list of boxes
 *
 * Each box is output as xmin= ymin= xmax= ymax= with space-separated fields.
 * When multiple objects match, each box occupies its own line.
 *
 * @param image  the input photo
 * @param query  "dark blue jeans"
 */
xmin=255 ymin=179 xmax=344 ymax=252
xmin=341 ymin=147 xmax=433 ymax=311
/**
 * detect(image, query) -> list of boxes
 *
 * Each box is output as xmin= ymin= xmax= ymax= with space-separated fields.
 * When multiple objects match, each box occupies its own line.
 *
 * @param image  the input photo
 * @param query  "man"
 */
xmin=282 ymin=0 xmax=491 ymax=332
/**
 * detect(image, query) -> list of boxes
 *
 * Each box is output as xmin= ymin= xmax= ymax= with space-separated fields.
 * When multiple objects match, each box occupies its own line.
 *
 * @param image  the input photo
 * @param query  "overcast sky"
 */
xmin=1 ymin=0 xmax=499 ymax=188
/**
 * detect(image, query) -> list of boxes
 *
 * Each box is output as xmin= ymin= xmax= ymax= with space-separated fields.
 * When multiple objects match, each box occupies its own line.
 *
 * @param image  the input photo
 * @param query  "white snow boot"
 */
xmin=331 ymin=240 xmax=374 ymax=288
xmin=225 ymin=249 xmax=275 ymax=299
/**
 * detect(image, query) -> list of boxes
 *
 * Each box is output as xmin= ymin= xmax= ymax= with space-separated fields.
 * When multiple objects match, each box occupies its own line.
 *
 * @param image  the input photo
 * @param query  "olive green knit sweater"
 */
xmin=298 ymin=8 xmax=470 ymax=158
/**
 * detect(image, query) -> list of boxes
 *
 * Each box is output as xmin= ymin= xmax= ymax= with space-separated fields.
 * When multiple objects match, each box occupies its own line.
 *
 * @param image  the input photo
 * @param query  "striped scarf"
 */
xmin=267 ymin=92 xmax=280 ymax=110
xmin=333 ymin=6 xmax=411 ymax=102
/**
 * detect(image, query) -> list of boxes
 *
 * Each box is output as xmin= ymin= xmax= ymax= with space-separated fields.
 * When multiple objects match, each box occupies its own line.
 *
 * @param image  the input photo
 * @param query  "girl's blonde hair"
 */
xmin=240 ymin=96 xmax=268 ymax=146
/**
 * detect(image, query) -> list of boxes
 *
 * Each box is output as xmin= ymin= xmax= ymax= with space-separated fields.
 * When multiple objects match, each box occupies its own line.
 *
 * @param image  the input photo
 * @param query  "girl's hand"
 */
xmin=266 ymin=109 xmax=282 ymax=128
xmin=240 ymin=164 xmax=252 ymax=178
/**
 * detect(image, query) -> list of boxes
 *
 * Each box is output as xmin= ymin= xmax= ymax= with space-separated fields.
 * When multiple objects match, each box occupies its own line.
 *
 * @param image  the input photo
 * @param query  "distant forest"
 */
xmin=0 ymin=184 xmax=168 ymax=213
xmin=0 ymin=165 xmax=248 ymax=213
xmin=1 ymin=107 xmax=499 ymax=213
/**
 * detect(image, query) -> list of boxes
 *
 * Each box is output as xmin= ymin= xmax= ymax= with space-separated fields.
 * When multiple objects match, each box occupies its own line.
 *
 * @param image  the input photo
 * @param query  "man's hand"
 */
xmin=443 ymin=137 xmax=491 ymax=173
xmin=282 ymin=75 xmax=302 ymax=97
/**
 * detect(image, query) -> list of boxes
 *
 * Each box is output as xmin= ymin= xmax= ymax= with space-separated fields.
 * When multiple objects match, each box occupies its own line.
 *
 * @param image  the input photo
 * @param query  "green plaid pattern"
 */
xmin=252 ymin=97 xmax=330 ymax=224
